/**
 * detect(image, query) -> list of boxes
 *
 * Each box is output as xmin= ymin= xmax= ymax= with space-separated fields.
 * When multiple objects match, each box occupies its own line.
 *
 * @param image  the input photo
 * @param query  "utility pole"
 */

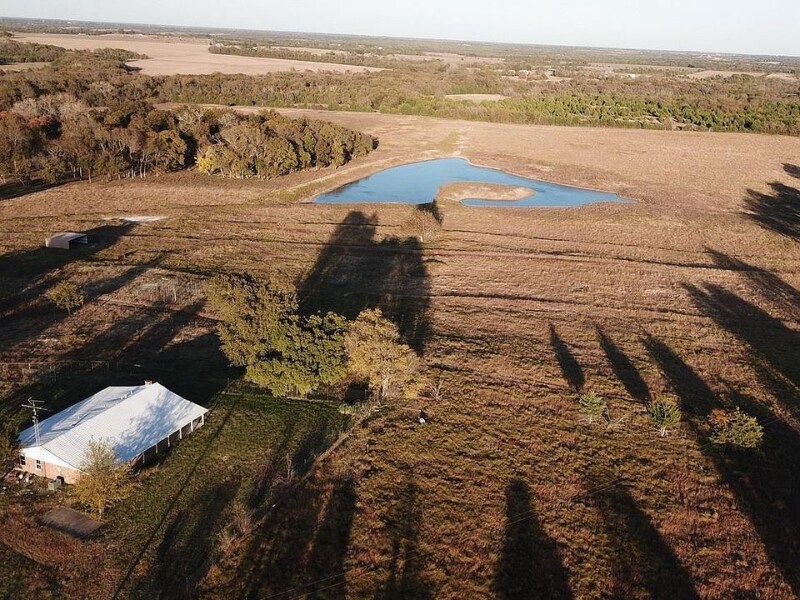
xmin=21 ymin=398 xmax=49 ymax=447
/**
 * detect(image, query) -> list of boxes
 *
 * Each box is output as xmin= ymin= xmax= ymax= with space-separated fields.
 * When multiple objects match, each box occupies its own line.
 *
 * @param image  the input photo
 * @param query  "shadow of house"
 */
xmin=305 ymin=478 xmax=358 ymax=599
xmin=493 ymin=478 xmax=571 ymax=600
xmin=378 ymin=477 xmax=433 ymax=600
xmin=0 ymin=222 xmax=135 ymax=286
xmin=743 ymin=180 xmax=800 ymax=241
xmin=596 ymin=327 xmax=650 ymax=402
xmin=705 ymin=248 xmax=800 ymax=319
xmin=299 ymin=211 xmax=432 ymax=353
xmin=586 ymin=471 xmax=699 ymax=599
xmin=0 ymin=222 xmax=139 ymax=358
xmin=549 ymin=324 xmax=584 ymax=392
xmin=643 ymin=331 xmax=800 ymax=595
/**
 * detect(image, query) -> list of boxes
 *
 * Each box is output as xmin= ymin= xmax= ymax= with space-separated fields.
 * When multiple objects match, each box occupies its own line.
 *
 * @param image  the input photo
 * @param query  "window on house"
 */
xmin=19 ymin=454 xmax=25 ymax=467
xmin=35 ymin=459 xmax=42 ymax=470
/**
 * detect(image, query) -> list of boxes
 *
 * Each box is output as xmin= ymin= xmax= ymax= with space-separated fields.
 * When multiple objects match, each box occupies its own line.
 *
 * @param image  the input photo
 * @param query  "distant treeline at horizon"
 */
xmin=0 ymin=37 xmax=798 ymax=137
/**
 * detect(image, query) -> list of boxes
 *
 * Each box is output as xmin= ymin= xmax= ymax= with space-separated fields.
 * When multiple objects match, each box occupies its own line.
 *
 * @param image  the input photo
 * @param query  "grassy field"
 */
xmin=0 ymin=111 xmax=799 ymax=598
xmin=10 ymin=33 xmax=383 ymax=75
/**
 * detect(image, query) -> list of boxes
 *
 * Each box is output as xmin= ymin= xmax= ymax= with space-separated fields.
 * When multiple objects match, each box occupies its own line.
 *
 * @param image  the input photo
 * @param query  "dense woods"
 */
xmin=0 ymin=38 xmax=65 ymax=64
xmin=0 ymin=66 xmax=376 ymax=185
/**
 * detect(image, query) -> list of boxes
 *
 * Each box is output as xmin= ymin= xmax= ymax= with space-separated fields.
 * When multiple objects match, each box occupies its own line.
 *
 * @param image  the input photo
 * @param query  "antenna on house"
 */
xmin=21 ymin=398 xmax=49 ymax=447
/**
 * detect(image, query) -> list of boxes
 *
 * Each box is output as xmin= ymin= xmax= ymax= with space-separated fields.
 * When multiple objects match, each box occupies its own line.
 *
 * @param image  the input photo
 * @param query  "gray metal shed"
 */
xmin=45 ymin=232 xmax=88 ymax=250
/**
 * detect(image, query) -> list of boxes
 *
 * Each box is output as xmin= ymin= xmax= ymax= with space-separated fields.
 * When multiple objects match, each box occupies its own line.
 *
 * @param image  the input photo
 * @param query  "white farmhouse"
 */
xmin=17 ymin=382 xmax=208 ymax=484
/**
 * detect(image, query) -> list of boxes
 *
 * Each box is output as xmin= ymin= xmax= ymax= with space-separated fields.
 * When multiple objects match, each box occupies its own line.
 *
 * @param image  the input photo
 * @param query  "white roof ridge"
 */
xmin=18 ymin=382 xmax=208 ymax=469
xmin=32 ymin=384 xmax=147 ymax=447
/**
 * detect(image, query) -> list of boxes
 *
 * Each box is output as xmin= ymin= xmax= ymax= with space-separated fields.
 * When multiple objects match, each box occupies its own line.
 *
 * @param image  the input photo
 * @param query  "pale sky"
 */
xmin=1 ymin=0 xmax=798 ymax=56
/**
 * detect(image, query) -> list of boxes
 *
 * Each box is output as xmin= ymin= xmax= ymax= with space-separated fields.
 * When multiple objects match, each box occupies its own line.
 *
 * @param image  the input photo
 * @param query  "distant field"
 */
xmin=1 ymin=110 xmax=799 ymax=598
xmin=10 ymin=33 xmax=383 ymax=75
xmin=445 ymin=93 xmax=508 ymax=102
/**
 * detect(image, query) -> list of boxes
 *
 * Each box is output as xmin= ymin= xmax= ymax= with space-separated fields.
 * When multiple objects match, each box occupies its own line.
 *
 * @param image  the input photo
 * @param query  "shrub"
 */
xmin=45 ymin=281 xmax=85 ymax=314
xmin=648 ymin=397 xmax=682 ymax=437
xmin=345 ymin=308 xmax=423 ymax=404
xmin=578 ymin=391 xmax=607 ymax=424
xmin=709 ymin=408 xmax=764 ymax=448
xmin=73 ymin=440 xmax=130 ymax=517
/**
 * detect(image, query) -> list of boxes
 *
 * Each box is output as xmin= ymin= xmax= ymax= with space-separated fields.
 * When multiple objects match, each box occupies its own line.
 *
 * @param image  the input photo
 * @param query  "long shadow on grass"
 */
xmin=378 ymin=477 xmax=433 ymax=600
xmin=305 ymin=478 xmax=358 ymax=599
xmin=683 ymin=283 xmax=799 ymax=406
xmin=596 ymin=327 xmax=650 ymax=402
xmin=241 ymin=474 xmax=356 ymax=600
xmin=743 ymin=178 xmax=800 ymax=241
xmin=299 ymin=211 xmax=432 ymax=352
xmin=586 ymin=470 xmax=699 ymax=599
xmin=643 ymin=332 xmax=800 ymax=595
xmin=0 ymin=253 xmax=166 ymax=356
xmin=705 ymin=248 xmax=800 ymax=319
xmin=136 ymin=480 xmax=239 ymax=599
xmin=493 ymin=478 xmax=571 ymax=600
xmin=549 ymin=324 xmax=584 ymax=392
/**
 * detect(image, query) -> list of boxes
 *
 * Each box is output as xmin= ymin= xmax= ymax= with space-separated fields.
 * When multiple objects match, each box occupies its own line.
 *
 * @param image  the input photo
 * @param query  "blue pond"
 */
xmin=314 ymin=158 xmax=629 ymax=207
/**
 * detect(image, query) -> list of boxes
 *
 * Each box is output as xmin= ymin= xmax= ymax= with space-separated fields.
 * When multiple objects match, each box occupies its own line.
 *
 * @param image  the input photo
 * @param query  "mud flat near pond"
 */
xmin=438 ymin=182 xmax=534 ymax=203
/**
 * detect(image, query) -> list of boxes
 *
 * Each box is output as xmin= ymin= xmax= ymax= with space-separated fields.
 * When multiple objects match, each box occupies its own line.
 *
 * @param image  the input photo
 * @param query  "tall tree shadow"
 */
xmin=135 ymin=480 xmax=239 ymax=600
xmin=378 ymin=477 xmax=433 ymax=600
xmin=586 ymin=469 xmax=699 ymax=599
xmin=241 ymin=484 xmax=327 ymax=599
xmin=705 ymin=248 xmax=800 ymax=319
xmin=299 ymin=211 xmax=432 ymax=352
xmin=549 ymin=324 xmax=584 ymax=392
xmin=493 ymin=478 xmax=571 ymax=600
xmin=643 ymin=331 xmax=800 ymax=595
xmin=596 ymin=327 xmax=650 ymax=402
xmin=305 ymin=478 xmax=358 ymax=599
xmin=743 ymin=179 xmax=800 ymax=241
xmin=683 ymin=283 xmax=799 ymax=403
xmin=784 ymin=163 xmax=800 ymax=179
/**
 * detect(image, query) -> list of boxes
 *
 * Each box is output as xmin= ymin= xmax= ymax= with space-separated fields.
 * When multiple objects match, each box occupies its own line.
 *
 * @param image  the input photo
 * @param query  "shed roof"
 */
xmin=18 ymin=383 xmax=207 ymax=469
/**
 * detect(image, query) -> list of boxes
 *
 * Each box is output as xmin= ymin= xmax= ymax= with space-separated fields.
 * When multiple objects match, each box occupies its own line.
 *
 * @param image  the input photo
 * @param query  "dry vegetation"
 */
xmin=10 ymin=33 xmax=382 ymax=75
xmin=1 ymin=110 xmax=799 ymax=598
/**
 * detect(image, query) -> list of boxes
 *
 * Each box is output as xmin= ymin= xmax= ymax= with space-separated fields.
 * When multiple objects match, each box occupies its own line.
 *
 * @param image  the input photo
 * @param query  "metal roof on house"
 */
xmin=18 ymin=383 xmax=208 ymax=470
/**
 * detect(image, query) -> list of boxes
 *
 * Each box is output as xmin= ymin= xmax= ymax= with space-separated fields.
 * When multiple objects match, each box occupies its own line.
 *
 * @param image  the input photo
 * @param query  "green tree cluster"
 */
xmin=205 ymin=275 xmax=349 ymax=397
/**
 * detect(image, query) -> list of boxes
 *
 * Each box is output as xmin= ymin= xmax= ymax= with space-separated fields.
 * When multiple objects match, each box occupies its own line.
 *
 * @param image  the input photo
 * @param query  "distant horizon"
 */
xmin=1 ymin=0 xmax=798 ymax=57
xmin=3 ymin=15 xmax=800 ymax=60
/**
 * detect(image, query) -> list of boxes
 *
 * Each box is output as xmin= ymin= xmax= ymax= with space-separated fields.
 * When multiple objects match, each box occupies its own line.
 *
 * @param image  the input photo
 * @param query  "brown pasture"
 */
xmin=1 ymin=111 xmax=799 ymax=598
xmin=10 ymin=33 xmax=383 ymax=75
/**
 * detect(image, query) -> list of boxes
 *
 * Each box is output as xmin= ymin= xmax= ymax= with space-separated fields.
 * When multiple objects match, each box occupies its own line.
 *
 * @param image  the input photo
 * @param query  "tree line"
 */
xmin=206 ymin=275 xmax=423 ymax=404
xmin=0 ymin=40 xmax=797 ymax=136
xmin=0 ymin=93 xmax=376 ymax=185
